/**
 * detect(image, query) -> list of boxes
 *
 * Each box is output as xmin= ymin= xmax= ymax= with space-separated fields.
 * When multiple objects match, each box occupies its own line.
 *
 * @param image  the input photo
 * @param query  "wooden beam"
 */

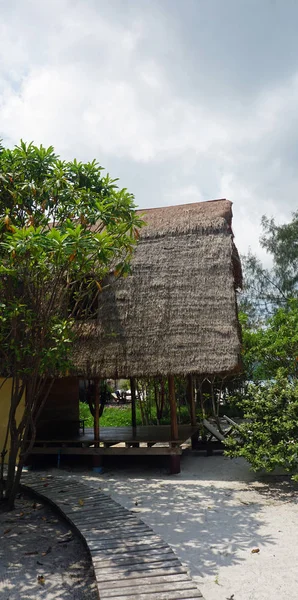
xmin=130 ymin=377 xmax=137 ymax=434
xmin=168 ymin=375 xmax=178 ymax=441
xmin=29 ymin=446 xmax=182 ymax=456
xmin=186 ymin=374 xmax=196 ymax=426
xmin=94 ymin=378 xmax=100 ymax=448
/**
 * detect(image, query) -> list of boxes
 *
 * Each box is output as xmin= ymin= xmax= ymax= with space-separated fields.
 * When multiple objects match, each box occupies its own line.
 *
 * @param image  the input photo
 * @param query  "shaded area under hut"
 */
xmin=32 ymin=198 xmax=242 ymax=473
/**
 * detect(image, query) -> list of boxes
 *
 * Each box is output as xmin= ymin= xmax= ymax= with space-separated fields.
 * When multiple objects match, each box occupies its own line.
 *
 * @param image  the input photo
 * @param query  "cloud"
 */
xmin=1 ymin=0 xmax=298 ymax=264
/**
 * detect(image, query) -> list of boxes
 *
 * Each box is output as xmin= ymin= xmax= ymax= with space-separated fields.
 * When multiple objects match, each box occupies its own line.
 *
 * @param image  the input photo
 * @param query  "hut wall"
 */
xmin=37 ymin=377 xmax=79 ymax=438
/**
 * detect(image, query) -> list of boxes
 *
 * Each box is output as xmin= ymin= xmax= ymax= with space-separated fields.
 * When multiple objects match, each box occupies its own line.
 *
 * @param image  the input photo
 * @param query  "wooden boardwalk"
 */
xmin=22 ymin=472 xmax=203 ymax=600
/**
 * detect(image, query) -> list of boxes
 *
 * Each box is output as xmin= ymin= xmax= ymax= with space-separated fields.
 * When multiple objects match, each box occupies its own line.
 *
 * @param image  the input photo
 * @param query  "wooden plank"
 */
xmin=71 ymin=508 xmax=132 ymax=521
xmin=99 ymin=589 xmax=202 ymax=600
xmin=70 ymin=514 xmax=137 ymax=526
xmin=50 ymin=491 xmax=114 ymax=502
xmin=29 ymin=446 xmax=182 ymax=455
xmin=66 ymin=505 xmax=128 ymax=516
xmin=97 ymin=580 xmax=198 ymax=596
xmin=202 ymin=419 xmax=225 ymax=442
xmin=33 ymin=437 xmax=185 ymax=444
xmin=34 ymin=424 xmax=199 ymax=445
xmin=87 ymin=535 xmax=165 ymax=549
xmin=95 ymin=564 xmax=188 ymax=580
xmin=27 ymin=480 xmax=78 ymax=490
xmin=85 ymin=529 xmax=154 ymax=541
xmin=79 ymin=518 xmax=143 ymax=532
xmin=98 ymin=580 xmax=199 ymax=595
xmin=88 ymin=540 xmax=168 ymax=554
xmin=97 ymin=573 xmax=190 ymax=589
xmin=92 ymin=547 xmax=175 ymax=564
xmin=64 ymin=497 xmax=128 ymax=510
xmin=80 ymin=521 xmax=149 ymax=533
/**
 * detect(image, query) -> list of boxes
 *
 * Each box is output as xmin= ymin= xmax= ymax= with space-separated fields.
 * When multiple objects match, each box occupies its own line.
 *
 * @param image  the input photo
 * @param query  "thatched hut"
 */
xmin=33 ymin=198 xmax=242 ymax=473
xmin=73 ymin=198 xmax=242 ymax=378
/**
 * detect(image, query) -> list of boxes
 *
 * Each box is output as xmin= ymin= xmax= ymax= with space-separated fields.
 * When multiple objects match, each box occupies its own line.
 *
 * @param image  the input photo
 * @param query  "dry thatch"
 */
xmin=73 ymin=199 xmax=242 ymax=378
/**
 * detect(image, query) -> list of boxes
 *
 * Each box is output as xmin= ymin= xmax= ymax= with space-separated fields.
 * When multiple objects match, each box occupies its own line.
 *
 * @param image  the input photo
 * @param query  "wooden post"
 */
xmin=130 ymin=377 xmax=138 ymax=446
xmin=168 ymin=375 xmax=178 ymax=440
xmin=94 ymin=378 xmax=100 ymax=449
xmin=187 ymin=374 xmax=196 ymax=426
xmin=130 ymin=378 xmax=137 ymax=431
xmin=168 ymin=375 xmax=180 ymax=474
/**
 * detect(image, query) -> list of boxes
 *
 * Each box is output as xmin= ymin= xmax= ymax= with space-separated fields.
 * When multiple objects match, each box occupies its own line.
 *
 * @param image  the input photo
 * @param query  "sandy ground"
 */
xmin=0 ymin=491 xmax=98 ymax=600
xmin=69 ymin=453 xmax=298 ymax=600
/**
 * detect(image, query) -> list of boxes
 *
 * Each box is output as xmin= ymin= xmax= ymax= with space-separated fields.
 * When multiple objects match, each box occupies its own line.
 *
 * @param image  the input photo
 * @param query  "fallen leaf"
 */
xmin=251 ymin=548 xmax=260 ymax=554
xmin=78 ymin=499 xmax=84 ymax=506
xmin=57 ymin=532 xmax=73 ymax=544
xmin=41 ymin=546 xmax=52 ymax=556
xmin=37 ymin=561 xmax=44 ymax=566
xmin=3 ymin=528 xmax=11 ymax=535
xmin=24 ymin=551 xmax=38 ymax=556
xmin=42 ymin=517 xmax=47 ymax=521
xmin=37 ymin=575 xmax=45 ymax=585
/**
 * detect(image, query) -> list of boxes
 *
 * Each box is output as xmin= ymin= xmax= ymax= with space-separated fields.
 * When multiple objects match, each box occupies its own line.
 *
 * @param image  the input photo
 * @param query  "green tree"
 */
xmin=225 ymin=376 xmax=298 ymax=474
xmin=240 ymin=211 xmax=298 ymax=320
xmin=0 ymin=140 xmax=143 ymax=509
xmin=240 ymin=301 xmax=298 ymax=382
xmin=226 ymin=301 xmax=298 ymax=474
xmin=228 ymin=210 xmax=298 ymax=474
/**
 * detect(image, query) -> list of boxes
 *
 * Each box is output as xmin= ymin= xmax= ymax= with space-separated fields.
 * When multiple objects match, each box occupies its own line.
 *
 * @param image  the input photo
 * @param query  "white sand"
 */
xmin=79 ymin=454 xmax=298 ymax=600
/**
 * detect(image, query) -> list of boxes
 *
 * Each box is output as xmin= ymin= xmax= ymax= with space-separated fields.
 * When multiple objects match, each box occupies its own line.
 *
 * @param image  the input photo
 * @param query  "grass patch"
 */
xmin=79 ymin=403 xmax=143 ymax=427
xmin=79 ymin=402 xmax=192 ymax=427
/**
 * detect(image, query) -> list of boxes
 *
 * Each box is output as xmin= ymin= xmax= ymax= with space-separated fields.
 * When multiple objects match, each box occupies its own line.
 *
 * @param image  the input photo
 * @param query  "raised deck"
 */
xmin=30 ymin=425 xmax=200 ymax=473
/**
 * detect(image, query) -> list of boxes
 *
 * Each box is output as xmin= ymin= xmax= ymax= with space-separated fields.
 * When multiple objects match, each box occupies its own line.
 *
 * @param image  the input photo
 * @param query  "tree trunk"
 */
xmin=1 ymin=376 xmax=54 ymax=511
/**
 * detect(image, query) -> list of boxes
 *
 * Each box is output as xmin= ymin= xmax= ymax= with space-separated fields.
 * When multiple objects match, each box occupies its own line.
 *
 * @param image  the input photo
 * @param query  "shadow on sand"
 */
xmin=0 ymin=491 xmax=97 ymax=600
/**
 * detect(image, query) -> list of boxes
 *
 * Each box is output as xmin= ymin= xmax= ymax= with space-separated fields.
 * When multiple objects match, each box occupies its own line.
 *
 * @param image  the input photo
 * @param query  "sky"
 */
xmin=1 ymin=0 xmax=298 ymax=263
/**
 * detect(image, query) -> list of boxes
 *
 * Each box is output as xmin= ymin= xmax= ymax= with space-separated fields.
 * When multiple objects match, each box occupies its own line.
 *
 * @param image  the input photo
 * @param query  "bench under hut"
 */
xmin=34 ymin=198 xmax=242 ymax=472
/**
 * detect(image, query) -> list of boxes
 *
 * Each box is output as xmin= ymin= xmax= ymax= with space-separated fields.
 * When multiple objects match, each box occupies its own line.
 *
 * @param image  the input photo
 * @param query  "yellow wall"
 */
xmin=0 ymin=378 xmax=25 ymax=464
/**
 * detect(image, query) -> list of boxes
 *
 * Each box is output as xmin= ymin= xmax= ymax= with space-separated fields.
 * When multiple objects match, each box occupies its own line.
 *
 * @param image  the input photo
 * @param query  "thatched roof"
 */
xmin=73 ymin=199 xmax=242 ymax=378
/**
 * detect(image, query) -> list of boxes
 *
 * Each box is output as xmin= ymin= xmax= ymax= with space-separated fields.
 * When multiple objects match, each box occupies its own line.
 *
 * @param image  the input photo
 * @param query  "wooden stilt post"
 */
xmin=187 ymin=374 xmax=198 ymax=449
xmin=130 ymin=377 xmax=138 ymax=446
xmin=168 ymin=375 xmax=178 ymax=440
xmin=93 ymin=378 xmax=102 ymax=470
xmin=187 ymin=374 xmax=196 ymax=426
xmin=168 ymin=374 xmax=180 ymax=474
xmin=94 ymin=378 xmax=100 ymax=448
